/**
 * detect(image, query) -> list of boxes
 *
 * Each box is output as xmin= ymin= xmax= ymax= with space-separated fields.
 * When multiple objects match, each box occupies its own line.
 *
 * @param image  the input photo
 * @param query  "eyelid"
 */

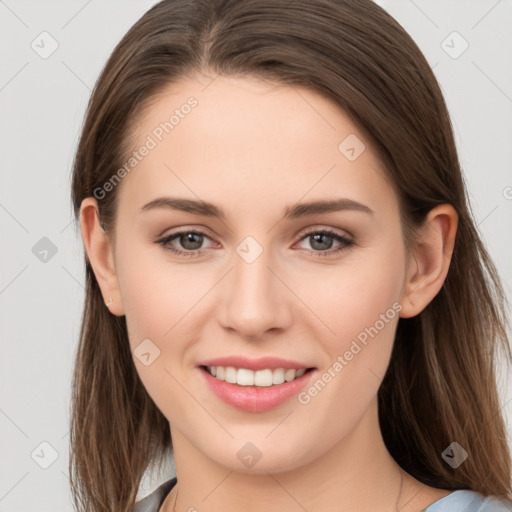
xmin=157 ymin=224 xmax=218 ymax=239
xmin=165 ymin=224 xmax=353 ymax=241
xmin=294 ymin=224 xmax=353 ymax=241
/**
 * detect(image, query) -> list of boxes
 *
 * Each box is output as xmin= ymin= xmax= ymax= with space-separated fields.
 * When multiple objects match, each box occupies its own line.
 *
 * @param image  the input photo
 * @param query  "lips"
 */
xmin=196 ymin=356 xmax=317 ymax=412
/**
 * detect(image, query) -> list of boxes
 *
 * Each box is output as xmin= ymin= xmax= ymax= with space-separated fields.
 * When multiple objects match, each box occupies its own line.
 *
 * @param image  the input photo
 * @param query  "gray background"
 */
xmin=1 ymin=0 xmax=511 ymax=510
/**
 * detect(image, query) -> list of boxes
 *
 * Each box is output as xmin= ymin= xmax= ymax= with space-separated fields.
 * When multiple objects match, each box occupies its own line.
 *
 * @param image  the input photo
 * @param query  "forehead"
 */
xmin=132 ymin=73 xmax=362 ymax=162
xmin=118 ymin=73 xmax=397 ymax=221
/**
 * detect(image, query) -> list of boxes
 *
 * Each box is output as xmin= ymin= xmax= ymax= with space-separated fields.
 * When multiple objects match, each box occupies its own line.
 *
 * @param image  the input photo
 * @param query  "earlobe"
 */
xmin=80 ymin=197 xmax=125 ymax=316
xmin=399 ymin=204 xmax=458 ymax=318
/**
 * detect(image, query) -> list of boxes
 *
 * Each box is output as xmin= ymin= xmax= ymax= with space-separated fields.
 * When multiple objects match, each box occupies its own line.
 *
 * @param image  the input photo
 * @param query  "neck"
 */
xmin=163 ymin=399 xmax=430 ymax=512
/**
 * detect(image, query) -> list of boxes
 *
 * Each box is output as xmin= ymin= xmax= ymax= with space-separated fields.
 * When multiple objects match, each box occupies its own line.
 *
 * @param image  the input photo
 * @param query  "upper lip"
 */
xmin=197 ymin=356 xmax=314 ymax=371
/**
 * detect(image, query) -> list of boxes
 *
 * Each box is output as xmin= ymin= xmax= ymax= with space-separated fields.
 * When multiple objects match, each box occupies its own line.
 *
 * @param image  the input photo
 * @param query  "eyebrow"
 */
xmin=139 ymin=196 xmax=374 ymax=219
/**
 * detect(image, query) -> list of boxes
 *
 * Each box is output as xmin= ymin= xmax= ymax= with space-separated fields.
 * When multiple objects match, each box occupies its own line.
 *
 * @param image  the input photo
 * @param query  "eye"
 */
xmin=295 ymin=228 xmax=354 ymax=257
xmin=155 ymin=228 xmax=354 ymax=258
xmin=155 ymin=230 xmax=216 ymax=258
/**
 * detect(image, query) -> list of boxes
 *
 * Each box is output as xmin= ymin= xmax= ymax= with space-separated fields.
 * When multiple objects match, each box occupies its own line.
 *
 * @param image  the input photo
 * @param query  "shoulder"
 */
xmin=132 ymin=477 xmax=177 ymax=512
xmin=423 ymin=489 xmax=512 ymax=512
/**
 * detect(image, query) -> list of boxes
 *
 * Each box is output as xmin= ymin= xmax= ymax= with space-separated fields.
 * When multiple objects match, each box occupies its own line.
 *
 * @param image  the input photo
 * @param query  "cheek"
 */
xmin=114 ymin=243 xmax=200 ymax=417
xmin=115 ymin=240 xmax=203 ymax=346
xmin=297 ymin=241 xmax=405 ymax=419
xmin=294 ymin=239 xmax=405 ymax=404
xmin=302 ymin=241 xmax=406 ymax=347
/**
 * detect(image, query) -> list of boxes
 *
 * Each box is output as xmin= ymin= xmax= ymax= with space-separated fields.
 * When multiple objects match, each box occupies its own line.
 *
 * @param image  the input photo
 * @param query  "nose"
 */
xmin=218 ymin=244 xmax=293 ymax=339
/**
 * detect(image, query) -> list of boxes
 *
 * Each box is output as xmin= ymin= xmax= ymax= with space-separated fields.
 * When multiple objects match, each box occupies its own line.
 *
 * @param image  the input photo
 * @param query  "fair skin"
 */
xmin=80 ymin=73 xmax=457 ymax=511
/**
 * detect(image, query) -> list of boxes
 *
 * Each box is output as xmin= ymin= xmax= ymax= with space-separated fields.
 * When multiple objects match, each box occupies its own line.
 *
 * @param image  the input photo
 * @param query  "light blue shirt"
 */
xmin=133 ymin=477 xmax=512 ymax=512
xmin=422 ymin=490 xmax=512 ymax=511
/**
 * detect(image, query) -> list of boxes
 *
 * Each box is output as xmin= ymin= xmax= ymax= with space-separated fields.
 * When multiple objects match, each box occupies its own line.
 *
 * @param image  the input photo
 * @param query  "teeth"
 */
xmin=225 ymin=366 xmax=237 ymax=384
xmin=206 ymin=366 xmax=308 ymax=387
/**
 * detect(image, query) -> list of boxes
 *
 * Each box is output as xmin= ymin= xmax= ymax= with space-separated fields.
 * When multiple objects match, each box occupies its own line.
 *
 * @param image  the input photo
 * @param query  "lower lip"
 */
xmin=199 ymin=367 xmax=316 ymax=412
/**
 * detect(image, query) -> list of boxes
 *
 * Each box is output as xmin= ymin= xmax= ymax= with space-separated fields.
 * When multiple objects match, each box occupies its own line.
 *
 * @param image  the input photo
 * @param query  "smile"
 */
xmin=199 ymin=365 xmax=317 ymax=412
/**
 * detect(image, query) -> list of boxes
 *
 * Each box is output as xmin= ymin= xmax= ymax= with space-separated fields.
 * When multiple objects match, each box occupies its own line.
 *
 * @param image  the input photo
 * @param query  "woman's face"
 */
xmin=109 ymin=73 xmax=411 ymax=472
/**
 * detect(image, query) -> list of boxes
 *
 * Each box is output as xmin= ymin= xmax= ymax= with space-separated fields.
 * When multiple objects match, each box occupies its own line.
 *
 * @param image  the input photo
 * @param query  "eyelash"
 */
xmin=155 ymin=228 xmax=354 ymax=259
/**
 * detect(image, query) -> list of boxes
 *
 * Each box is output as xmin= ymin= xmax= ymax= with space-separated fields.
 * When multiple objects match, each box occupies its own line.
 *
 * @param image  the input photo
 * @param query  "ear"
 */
xmin=399 ymin=204 xmax=458 ymax=318
xmin=80 ymin=197 xmax=125 ymax=316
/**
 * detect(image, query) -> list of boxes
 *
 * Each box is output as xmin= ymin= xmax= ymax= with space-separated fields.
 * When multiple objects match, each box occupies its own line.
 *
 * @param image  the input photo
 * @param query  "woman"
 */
xmin=69 ymin=1 xmax=512 ymax=511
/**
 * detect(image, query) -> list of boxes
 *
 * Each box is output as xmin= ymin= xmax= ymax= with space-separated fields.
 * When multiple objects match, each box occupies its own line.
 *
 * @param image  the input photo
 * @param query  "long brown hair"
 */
xmin=69 ymin=1 xmax=512 ymax=510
